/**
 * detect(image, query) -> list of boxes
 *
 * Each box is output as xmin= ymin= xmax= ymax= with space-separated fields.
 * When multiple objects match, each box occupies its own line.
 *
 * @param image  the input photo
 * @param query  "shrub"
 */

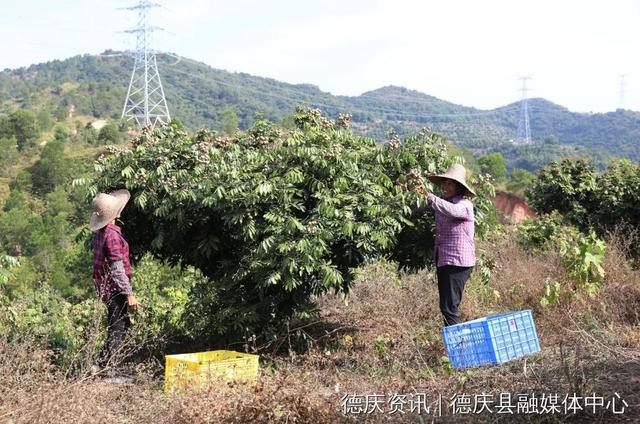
xmin=0 ymin=255 xmax=19 ymax=288
xmin=519 ymin=215 xmax=606 ymax=295
xmin=79 ymin=107 xmax=497 ymax=339
xmin=1 ymin=109 xmax=41 ymax=150
xmin=0 ymin=281 xmax=99 ymax=366
xmin=97 ymin=122 xmax=119 ymax=144
xmin=527 ymin=159 xmax=598 ymax=229
xmin=31 ymin=139 xmax=72 ymax=194
xmin=0 ymin=137 xmax=19 ymax=176
xmin=518 ymin=212 xmax=563 ymax=251
xmin=478 ymin=152 xmax=507 ymax=183
xmin=556 ymin=228 xmax=606 ymax=295
xmin=528 ymin=158 xmax=640 ymax=257
xmin=129 ymin=255 xmax=199 ymax=346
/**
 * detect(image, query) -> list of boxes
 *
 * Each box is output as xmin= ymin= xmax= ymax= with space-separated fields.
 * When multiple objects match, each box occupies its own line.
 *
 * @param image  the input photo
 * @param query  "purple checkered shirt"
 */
xmin=427 ymin=194 xmax=476 ymax=267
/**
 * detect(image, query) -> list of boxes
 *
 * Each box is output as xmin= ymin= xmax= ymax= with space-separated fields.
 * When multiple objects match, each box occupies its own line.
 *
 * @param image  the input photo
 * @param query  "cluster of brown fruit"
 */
xmin=386 ymin=133 xmax=401 ymax=150
xmin=396 ymin=169 xmax=427 ymax=195
xmin=306 ymin=219 xmax=318 ymax=235
xmin=194 ymin=150 xmax=211 ymax=166
xmin=308 ymin=108 xmax=322 ymax=118
xmin=320 ymin=117 xmax=334 ymax=129
xmin=419 ymin=127 xmax=432 ymax=136
xmin=252 ymin=134 xmax=271 ymax=145
xmin=336 ymin=113 xmax=352 ymax=127
xmin=406 ymin=169 xmax=424 ymax=191
xmin=212 ymin=135 xmax=233 ymax=148
xmin=104 ymin=145 xmax=130 ymax=156
xmin=164 ymin=175 xmax=179 ymax=189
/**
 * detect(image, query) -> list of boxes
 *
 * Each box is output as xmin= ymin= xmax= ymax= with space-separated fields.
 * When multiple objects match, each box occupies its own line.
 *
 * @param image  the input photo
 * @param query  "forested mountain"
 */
xmin=1 ymin=52 xmax=639 ymax=170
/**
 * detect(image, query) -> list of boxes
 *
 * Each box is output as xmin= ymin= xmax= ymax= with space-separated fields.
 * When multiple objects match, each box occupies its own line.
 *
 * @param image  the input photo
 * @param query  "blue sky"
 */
xmin=1 ymin=0 xmax=639 ymax=112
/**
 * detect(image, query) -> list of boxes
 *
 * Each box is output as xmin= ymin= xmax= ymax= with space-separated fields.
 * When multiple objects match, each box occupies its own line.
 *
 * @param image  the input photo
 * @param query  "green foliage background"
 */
xmin=528 ymin=158 xmax=640 ymax=238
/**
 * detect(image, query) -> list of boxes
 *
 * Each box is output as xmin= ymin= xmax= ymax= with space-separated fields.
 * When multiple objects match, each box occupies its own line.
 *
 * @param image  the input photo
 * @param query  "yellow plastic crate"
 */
xmin=164 ymin=350 xmax=259 ymax=393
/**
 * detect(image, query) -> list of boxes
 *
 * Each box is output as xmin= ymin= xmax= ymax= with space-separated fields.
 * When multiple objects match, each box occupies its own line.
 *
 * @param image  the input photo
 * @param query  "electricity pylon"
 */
xmin=515 ymin=76 xmax=532 ymax=144
xmin=121 ymin=0 xmax=170 ymax=128
xmin=619 ymin=74 xmax=626 ymax=110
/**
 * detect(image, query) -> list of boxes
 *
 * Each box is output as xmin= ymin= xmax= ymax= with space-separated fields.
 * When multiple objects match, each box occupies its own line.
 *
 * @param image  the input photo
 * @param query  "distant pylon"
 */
xmin=121 ymin=0 xmax=170 ymax=128
xmin=619 ymin=74 xmax=626 ymax=110
xmin=515 ymin=76 xmax=532 ymax=144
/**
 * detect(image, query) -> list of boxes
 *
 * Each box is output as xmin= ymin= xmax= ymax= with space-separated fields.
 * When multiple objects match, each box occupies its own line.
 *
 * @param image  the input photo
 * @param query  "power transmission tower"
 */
xmin=515 ymin=76 xmax=532 ymax=144
xmin=619 ymin=74 xmax=626 ymax=110
xmin=121 ymin=0 xmax=170 ymax=128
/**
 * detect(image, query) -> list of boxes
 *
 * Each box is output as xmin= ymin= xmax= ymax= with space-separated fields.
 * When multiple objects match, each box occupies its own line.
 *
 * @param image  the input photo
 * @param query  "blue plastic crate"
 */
xmin=442 ymin=310 xmax=540 ymax=369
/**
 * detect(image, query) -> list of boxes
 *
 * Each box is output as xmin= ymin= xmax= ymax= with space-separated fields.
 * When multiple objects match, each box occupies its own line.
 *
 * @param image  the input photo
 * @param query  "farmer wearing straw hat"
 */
xmin=89 ymin=189 xmax=140 ymax=371
xmin=414 ymin=164 xmax=476 ymax=327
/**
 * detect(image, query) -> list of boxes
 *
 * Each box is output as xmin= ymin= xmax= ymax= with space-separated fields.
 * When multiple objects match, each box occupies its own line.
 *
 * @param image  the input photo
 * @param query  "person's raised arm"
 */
xmin=427 ymin=194 xmax=473 ymax=220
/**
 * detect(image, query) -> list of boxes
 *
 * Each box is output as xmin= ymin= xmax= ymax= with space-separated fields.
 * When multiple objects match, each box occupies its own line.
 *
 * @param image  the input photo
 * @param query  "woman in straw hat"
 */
xmin=89 ymin=189 xmax=140 ymax=372
xmin=414 ymin=164 xmax=476 ymax=327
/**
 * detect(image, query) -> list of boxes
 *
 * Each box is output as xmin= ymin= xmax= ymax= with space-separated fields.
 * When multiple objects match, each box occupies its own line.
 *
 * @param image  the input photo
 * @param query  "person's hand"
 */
xmin=416 ymin=186 xmax=429 ymax=197
xmin=127 ymin=294 xmax=140 ymax=311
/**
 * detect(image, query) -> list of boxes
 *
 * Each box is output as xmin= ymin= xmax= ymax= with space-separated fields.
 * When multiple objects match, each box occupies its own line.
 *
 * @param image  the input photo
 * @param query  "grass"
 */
xmin=1 ymin=229 xmax=639 ymax=423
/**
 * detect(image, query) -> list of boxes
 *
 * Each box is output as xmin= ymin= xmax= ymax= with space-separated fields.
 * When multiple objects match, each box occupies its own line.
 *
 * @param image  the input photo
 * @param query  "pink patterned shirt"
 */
xmin=427 ymin=194 xmax=476 ymax=268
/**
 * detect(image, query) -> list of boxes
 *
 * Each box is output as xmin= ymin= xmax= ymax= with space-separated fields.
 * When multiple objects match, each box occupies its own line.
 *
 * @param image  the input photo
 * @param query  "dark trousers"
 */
xmin=98 ymin=293 xmax=130 ymax=367
xmin=437 ymin=265 xmax=473 ymax=327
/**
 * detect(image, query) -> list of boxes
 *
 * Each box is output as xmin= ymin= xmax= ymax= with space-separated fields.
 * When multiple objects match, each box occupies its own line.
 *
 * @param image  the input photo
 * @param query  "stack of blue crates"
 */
xmin=442 ymin=310 xmax=541 ymax=369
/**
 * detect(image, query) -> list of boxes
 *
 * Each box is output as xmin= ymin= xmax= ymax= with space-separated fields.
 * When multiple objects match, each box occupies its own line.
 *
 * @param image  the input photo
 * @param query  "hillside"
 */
xmin=1 ymin=52 xmax=639 ymax=170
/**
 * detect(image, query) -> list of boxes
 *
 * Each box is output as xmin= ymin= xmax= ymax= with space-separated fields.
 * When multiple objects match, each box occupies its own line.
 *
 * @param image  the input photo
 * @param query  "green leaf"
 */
xmin=258 ymin=236 xmax=275 ymax=254
xmin=321 ymin=264 xmax=343 ymax=287
xmin=135 ymin=192 xmax=147 ymax=209
xmin=121 ymin=165 xmax=134 ymax=178
xmin=256 ymin=181 xmax=272 ymax=195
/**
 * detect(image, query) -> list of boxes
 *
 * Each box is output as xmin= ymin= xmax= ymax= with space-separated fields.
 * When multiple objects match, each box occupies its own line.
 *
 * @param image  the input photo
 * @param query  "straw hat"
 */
xmin=428 ymin=164 xmax=476 ymax=197
xmin=89 ymin=189 xmax=131 ymax=231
